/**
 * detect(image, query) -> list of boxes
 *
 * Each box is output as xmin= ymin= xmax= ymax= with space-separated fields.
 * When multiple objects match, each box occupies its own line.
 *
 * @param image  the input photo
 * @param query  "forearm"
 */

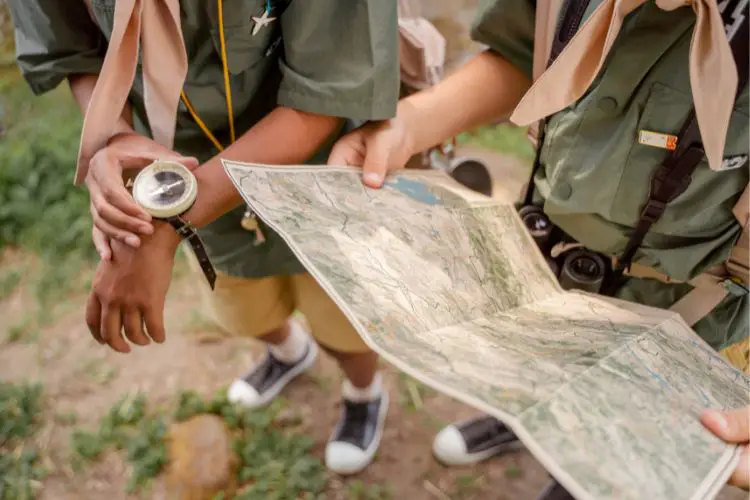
xmin=68 ymin=73 xmax=134 ymax=136
xmin=182 ymin=107 xmax=341 ymax=228
xmin=400 ymin=50 xmax=531 ymax=155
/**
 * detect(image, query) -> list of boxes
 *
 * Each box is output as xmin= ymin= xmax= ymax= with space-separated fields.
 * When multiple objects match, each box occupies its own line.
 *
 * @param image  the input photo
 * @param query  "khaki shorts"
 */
xmin=184 ymin=249 xmax=369 ymax=354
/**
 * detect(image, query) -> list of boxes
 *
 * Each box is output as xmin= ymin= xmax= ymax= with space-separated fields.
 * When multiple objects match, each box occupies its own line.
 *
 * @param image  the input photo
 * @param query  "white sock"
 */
xmin=268 ymin=318 xmax=310 ymax=363
xmin=342 ymin=372 xmax=383 ymax=403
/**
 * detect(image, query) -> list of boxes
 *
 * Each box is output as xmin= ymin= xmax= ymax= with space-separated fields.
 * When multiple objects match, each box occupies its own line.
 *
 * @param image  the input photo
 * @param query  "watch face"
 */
xmin=132 ymin=161 xmax=197 ymax=218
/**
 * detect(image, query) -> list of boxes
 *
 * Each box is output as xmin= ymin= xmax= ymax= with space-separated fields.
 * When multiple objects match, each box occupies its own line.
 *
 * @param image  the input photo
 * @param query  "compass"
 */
xmin=132 ymin=161 xmax=197 ymax=219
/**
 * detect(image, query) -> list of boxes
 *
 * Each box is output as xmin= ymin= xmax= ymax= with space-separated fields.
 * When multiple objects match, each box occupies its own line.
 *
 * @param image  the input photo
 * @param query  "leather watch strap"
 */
xmin=166 ymin=215 xmax=217 ymax=290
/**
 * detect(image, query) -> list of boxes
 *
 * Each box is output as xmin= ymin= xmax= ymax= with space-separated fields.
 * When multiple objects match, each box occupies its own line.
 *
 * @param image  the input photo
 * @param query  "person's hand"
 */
xmin=86 ymin=133 xmax=199 ymax=258
xmin=701 ymin=406 xmax=749 ymax=489
xmin=328 ymin=117 xmax=415 ymax=189
xmin=85 ymin=222 xmax=181 ymax=353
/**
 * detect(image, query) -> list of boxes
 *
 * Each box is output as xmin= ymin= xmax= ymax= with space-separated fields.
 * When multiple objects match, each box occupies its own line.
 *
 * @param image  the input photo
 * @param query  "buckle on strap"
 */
xmin=722 ymin=277 xmax=749 ymax=297
xmin=640 ymin=199 xmax=667 ymax=223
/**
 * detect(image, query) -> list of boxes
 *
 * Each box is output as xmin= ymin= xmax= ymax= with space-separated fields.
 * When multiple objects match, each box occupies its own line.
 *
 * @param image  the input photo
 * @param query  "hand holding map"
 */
xmin=224 ymin=161 xmax=749 ymax=500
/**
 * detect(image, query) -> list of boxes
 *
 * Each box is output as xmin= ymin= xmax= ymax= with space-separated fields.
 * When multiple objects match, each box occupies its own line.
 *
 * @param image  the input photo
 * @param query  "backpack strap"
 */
xmin=612 ymin=2 xmax=749 ymax=333
xmin=658 ymin=181 xmax=748 ymax=335
xmin=527 ymin=0 xmax=566 ymax=149
xmin=522 ymin=0 xmax=592 ymax=205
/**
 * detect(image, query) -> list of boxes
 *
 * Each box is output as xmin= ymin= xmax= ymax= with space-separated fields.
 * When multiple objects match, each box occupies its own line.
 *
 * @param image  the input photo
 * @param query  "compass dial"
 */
xmin=132 ymin=161 xmax=197 ymax=218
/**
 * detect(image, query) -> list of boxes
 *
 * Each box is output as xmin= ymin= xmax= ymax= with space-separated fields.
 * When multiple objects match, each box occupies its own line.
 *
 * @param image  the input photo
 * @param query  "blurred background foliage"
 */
xmin=0 ymin=5 xmax=93 ymax=261
xmin=0 ymin=0 xmax=531 ymax=307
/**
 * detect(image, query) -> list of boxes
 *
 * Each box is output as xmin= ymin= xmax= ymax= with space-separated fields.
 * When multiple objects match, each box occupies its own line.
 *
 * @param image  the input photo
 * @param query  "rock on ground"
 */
xmin=166 ymin=414 xmax=237 ymax=500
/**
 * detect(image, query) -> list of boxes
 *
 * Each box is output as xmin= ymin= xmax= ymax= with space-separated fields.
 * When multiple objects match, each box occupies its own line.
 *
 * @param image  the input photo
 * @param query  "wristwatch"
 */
xmin=131 ymin=161 xmax=216 ymax=290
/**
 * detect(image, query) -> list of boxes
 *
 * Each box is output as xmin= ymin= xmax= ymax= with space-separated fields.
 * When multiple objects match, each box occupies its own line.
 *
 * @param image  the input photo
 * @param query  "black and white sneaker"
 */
xmin=432 ymin=414 xmax=522 ymax=466
xmin=325 ymin=391 xmax=389 ymax=475
xmin=227 ymin=339 xmax=318 ymax=409
xmin=536 ymin=478 xmax=575 ymax=500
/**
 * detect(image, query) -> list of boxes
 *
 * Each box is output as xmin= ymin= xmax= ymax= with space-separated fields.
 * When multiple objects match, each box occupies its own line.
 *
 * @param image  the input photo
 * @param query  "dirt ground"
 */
xmin=1 ymin=148 xmax=745 ymax=500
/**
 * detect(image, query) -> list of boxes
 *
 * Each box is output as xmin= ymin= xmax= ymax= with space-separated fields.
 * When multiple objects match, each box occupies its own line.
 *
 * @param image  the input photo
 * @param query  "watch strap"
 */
xmin=166 ymin=215 xmax=216 ymax=290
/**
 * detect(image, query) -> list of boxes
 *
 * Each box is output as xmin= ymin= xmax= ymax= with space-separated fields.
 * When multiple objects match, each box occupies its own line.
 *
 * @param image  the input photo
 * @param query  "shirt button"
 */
xmin=597 ymin=96 xmax=618 ymax=113
xmin=555 ymin=181 xmax=573 ymax=200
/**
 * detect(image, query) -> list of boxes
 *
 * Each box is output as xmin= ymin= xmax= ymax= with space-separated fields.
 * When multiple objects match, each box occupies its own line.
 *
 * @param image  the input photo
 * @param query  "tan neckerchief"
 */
xmin=75 ymin=0 xmax=187 ymax=185
xmin=511 ymin=0 xmax=738 ymax=172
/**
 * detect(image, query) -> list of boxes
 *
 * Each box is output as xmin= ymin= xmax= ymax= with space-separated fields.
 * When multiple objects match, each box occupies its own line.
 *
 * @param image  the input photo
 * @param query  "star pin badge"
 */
xmin=251 ymin=9 xmax=276 ymax=36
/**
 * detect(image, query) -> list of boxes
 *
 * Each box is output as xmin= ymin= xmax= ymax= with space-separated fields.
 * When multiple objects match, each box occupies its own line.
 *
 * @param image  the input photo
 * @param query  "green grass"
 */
xmin=0 ymin=382 xmax=47 ymax=500
xmin=69 ymin=389 xmax=381 ymax=497
xmin=505 ymin=463 xmax=523 ymax=479
xmin=396 ymin=373 xmax=435 ymax=413
xmin=456 ymin=123 xmax=535 ymax=162
xmin=70 ymin=392 xmax=168 ymax=493
xmin=0 ymin=79 xmax=90 ymax=257
xmin=0 ymin=68 xmax=101 ymax=343
xmin=0 ymin=67 xmax=96 ymax=312
xmin=347 ymin=480 xmax=392 ymax=499
xmin=451 ymin=472 xmax=484 ymax=498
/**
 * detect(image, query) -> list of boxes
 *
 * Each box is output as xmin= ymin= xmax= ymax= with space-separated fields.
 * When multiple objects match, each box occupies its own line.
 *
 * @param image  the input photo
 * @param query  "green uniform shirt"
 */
xmin=471 ymin=0 xmax=749 ymax=350
xmin=8 ymin=0 xmax=399 ymax=278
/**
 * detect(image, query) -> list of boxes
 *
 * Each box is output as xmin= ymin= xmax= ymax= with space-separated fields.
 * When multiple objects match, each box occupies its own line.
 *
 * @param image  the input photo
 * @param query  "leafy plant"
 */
xmin=176 ymin=389 xmax=329 ymax=499
xmin=0 ymin=382 xmax=46 ymax=500
xmin=0 ymin=267 xmax=21 ymax=300
xmin=348 ymin=480 xmax=392 ymax=500
xmin=0 ymin=382 xmax=44 ymax=448
xmin=0 ymin=81 xmax=91 ymax=258
xmin=124 ymin=416 xmax=169 ymax=493
xmin=0 ymin=69 xmax=97 ymax=310
xmin=71 ymin=389 xmax=340 ymax=497
xmin=396 ymin=373 xmax=434 ymax=412
xmin=70 ymin=392 xmax=166 ymax=493
xmin=505 ymin=463 xmax=523 ymax=479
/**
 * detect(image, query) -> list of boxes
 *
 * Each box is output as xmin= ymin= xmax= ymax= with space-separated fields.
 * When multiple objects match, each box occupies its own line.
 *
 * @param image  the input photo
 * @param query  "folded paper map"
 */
xmin=223 ymin=161 xmax=750 ymax=500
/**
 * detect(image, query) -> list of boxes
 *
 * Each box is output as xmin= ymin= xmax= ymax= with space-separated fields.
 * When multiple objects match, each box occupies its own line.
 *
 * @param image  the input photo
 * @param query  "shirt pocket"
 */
xmin=612 ymin=81 xmax=749 ymax=235
xmin=209 ymin=0 xmax=280 ymax=75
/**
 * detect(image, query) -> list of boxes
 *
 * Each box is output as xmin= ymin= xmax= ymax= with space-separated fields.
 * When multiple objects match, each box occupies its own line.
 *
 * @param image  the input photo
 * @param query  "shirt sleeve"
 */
xmin=470 ymin=0 xmax=536 ymax=80
xmin=6 ymin=0 xmax=105 ymax=95
xmin=276 ymin=0 xmax=399 ymax=121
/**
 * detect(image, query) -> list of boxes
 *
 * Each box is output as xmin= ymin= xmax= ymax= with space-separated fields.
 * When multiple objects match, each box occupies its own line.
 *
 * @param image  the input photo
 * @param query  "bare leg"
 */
xmin=322 ymin=346 xmax=379 ymax=388
xmin=257 ymin=321 xmax=290 ymax=345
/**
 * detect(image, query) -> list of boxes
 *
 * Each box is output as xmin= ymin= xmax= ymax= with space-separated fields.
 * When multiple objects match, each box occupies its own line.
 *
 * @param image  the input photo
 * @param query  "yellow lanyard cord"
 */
xmin=180 ymin=90 xmax=225 ymax=151
xmin=216 ymin=0 xmax=236 ymax=144
xmin=179 ymin=0 xmax=235 ymax=152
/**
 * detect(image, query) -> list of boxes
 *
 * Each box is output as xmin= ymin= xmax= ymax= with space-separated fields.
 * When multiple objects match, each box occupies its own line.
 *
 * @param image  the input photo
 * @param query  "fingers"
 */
xmin=94 ymin=195 xmax=153 ymax=236
xmin=143 ymin=304 xmax=166 ymax=344
xmin=361 ymin=154 xmax=389 ymax=188
xmin=88 ymin=171 xmax=152 ymax=247
xmin=122 ymin=307 xmax=150 ymax=346
xmin=85 ymin=293 xmax=105 ymax=344
xmin=89 ymin=156 xmax=152 ymax=223
xmin=118 ymin=150 xmax=199 ymax=170
xmin=87 ymin=295 xmax=160 ymax=352
xmin=92 ymin=226 xmax=112 ymax=261
xmin=101 ymin=303 xmax=130 ymax=353
xmin=361 ymin=133 xmax=398 ymax=189
xmin=728 ymin=445 xmax=749 ymax=490
xmin=702 ymin=407 xmax=750 ymax=443
xmin=361 ymin=137 xmax=390 ymax=188
xmin=90 ymin=203 xmax=142 ymax=248
xmin=89 ymin=172 xmax=152 ymax=223
xmin=328 ymin=134 xmax=365 ymax=166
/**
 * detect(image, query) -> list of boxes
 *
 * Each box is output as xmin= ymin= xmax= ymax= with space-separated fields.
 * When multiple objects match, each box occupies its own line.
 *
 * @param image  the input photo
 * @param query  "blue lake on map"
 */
xmin=384 ymin=177 xmax=442 ymax=206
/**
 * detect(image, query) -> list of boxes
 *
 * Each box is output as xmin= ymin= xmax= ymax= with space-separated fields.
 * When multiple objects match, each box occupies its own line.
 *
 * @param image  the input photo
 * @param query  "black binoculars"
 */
xmin=518 ymin=205 xmax=609 ymax=294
